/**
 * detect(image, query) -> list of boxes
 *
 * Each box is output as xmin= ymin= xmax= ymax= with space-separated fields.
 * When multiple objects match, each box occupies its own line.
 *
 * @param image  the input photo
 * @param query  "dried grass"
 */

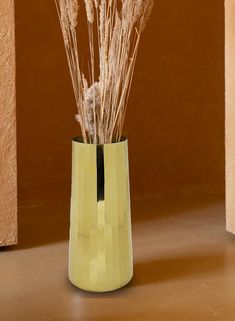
xmin=56 ymin=0 xmax=154 ymax=144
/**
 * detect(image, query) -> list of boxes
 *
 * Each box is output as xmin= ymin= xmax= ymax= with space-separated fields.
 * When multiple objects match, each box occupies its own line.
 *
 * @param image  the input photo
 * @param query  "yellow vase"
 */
xmin=69 ymin=137 xmax=133 ymax=292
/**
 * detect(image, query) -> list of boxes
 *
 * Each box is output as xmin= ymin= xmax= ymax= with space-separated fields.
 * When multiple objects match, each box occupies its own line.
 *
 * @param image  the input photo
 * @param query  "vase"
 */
xmin=68 ymin=137 xmax=133 ymax=292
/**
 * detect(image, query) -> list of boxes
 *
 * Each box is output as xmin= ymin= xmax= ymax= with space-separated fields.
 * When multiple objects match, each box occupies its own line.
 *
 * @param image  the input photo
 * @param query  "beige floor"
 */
xmin=0 ymin=195 xmax=235 ymax=321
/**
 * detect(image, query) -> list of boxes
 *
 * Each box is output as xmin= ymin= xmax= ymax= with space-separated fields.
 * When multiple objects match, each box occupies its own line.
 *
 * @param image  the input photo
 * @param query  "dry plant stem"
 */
xmin=55 ymin=0 xmax=88 ymax=143
xmin=88 ymin=23 xmax=97 ymax=143
xmin=56 ymin=0 xmax=154 ymax=144
xmin=116 ymin=30 xmax=141 ymax=141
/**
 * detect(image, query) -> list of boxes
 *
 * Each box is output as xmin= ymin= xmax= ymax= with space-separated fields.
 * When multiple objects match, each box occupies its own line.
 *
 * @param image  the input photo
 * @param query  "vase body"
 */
xmin=69 ymin=137 xmax=133 ymax=292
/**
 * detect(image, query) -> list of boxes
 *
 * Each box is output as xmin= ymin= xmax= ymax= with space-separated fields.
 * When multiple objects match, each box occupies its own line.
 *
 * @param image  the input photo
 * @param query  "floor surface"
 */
xmin=1 ymin=195 xmax=235 ymax=321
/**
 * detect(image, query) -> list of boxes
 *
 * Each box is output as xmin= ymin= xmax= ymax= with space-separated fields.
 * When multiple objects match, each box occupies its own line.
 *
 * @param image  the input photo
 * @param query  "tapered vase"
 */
xmin=69 ymin=137 xmax=133 ymax=292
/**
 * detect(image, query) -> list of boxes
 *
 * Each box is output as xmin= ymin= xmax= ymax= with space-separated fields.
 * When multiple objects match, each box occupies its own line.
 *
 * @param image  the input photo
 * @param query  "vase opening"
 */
xmin=73 ymin=136 xmax=127 ymax=146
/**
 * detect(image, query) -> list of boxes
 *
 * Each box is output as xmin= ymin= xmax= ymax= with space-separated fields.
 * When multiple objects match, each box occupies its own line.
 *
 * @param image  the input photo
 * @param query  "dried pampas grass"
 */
xmin=56 ymin=0 xmax=154 ymax=144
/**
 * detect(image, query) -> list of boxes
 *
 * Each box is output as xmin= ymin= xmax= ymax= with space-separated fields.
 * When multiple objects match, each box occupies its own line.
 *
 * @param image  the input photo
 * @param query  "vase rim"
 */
xmin=72 ymin=136 xmax=128 ymax=146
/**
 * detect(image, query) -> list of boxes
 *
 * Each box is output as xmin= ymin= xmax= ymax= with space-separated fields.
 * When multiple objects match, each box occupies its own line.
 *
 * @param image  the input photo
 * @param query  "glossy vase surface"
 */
xmin=69 ymin=137 xmax=133 ymax=292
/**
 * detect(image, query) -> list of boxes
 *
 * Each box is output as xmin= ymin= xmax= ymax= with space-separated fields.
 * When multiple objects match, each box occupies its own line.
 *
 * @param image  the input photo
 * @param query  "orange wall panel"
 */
xmin=0 ymin=0 xmax=17 ymax=246
xmin=16 ymin=1 xmax=224 ymax=205
xmin=226 ymin=0 xmax=235 ymax=234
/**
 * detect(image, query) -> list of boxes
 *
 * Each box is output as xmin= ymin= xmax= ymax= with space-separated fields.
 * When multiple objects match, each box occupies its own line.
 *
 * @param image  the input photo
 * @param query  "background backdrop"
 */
xmin=16 ymin=0 xmax=225 ymax=206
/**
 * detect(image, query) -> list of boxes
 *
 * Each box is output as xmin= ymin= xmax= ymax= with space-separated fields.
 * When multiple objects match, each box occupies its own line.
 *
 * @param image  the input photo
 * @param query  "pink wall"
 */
xmin=0 ymin=0 xmax=17 ymax=246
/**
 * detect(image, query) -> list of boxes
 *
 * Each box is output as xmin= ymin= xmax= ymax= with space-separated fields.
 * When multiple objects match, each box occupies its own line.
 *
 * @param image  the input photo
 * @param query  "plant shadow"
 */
xmin=132 ymin=194 xmax=225 ymax=223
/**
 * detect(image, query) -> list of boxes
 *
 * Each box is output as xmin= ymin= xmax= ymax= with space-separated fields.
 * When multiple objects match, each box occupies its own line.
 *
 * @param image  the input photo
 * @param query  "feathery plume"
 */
xmin=84 ymin=0 xmax=94 ymax=23
xmin=66 ymin=0 xmax=79 ymax=28
xmin=56 ymin=0 xmax=154 ymax=143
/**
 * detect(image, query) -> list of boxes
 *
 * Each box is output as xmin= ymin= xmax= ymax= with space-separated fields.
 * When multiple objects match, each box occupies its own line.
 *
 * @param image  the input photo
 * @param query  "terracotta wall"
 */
xmin=16 ymin=0 xmax=225 ymax=206
xmin=0 ymin=0 xmax=17 ymax=246
xmin=225 ymin=0 xmax=235 ymax=233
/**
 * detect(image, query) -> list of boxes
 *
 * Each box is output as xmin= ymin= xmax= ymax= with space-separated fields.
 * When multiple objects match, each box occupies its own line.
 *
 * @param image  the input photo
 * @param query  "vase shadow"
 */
xmin=4 ymin=194 xmax=224 ymax=251
xmin=132 ymin=253 xmax=225 ymax=286
xmin=68 ymin=252 xmax=225 ymax=300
